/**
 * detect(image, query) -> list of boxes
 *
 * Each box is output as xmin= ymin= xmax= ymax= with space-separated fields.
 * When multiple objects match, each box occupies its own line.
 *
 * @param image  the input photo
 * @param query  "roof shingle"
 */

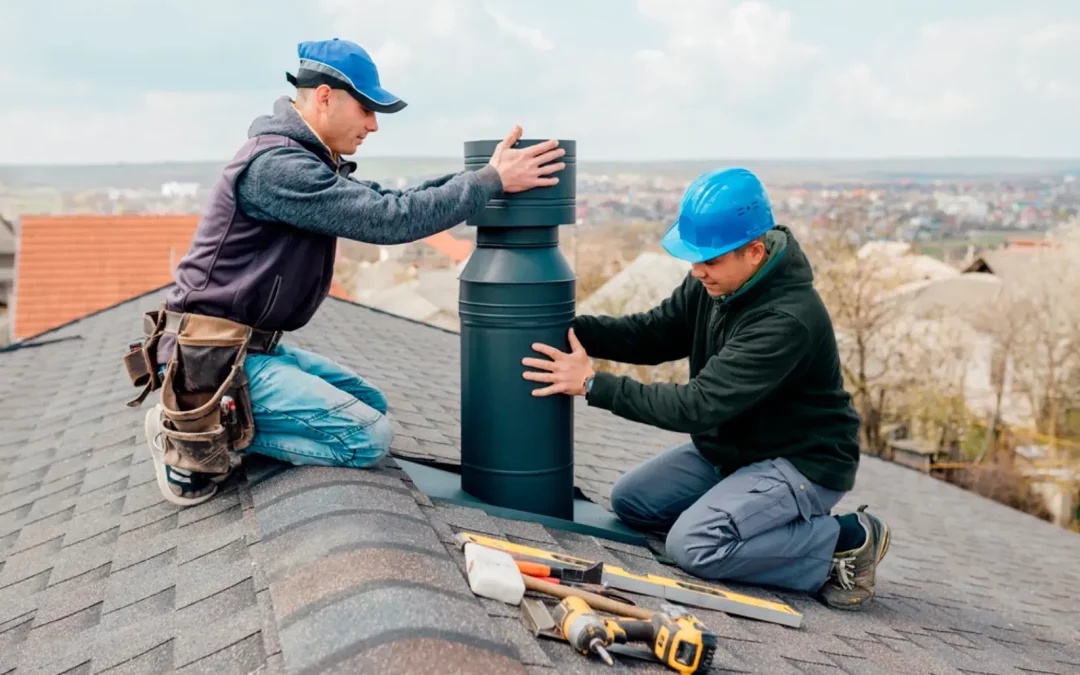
xmin=1 ymin=287 xmax=1079 ymax=674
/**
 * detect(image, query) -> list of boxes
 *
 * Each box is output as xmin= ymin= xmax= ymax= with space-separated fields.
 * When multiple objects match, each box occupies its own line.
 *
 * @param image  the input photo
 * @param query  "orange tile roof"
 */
xmin=13 ymin=214 xmax=351 ymax=340
xmin=328 ymin=279 xmax=352 ymax=301
xmin=422 ymin=231 xmax=473 ymax=263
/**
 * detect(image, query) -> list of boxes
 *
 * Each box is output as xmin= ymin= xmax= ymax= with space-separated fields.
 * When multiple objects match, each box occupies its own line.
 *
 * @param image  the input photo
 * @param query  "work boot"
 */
xmin=144 ymin=404 xmax=224 ymax=506
xmin=819 ymin=505 xmax=891 ymax=610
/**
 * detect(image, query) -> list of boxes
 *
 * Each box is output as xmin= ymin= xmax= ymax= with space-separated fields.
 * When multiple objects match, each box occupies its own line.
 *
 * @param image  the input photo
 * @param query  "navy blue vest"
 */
xmin=157 ymin=134 xmax=344 ymax=363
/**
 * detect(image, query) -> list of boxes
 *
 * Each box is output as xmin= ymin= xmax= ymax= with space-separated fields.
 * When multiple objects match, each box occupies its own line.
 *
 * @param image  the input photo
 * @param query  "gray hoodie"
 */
xmin=236 ymin=96 xmax=504 ymax=245
xmin=162 ymin=96 xmax=502 ymax=346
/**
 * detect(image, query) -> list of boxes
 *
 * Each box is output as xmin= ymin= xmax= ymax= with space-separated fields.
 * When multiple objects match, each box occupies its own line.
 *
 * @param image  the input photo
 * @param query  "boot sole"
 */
xmin=144 ymin=405 xmax=218 ymax=507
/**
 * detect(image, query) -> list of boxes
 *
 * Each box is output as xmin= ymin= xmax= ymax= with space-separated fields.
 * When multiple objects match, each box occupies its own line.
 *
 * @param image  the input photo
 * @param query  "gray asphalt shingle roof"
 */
xmin=2 ymin=286 xmax=1079 ymax=674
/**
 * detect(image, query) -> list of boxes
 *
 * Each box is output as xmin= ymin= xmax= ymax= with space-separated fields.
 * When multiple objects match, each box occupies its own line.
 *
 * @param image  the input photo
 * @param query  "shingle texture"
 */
xmin=2 ymin=287 xmax=1079 ymax=674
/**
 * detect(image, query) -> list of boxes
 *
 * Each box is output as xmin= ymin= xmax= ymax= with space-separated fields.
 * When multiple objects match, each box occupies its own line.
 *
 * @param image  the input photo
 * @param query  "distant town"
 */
xmin=3 ymin=158 xmax=1077 ymax=263
xmin=4 ymin=156 xmax=1078 ymax=342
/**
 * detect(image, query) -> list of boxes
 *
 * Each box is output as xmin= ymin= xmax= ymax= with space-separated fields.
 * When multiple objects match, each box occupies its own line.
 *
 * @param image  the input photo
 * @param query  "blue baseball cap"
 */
xmin=286 ymin=38 xmax=406 ymax=114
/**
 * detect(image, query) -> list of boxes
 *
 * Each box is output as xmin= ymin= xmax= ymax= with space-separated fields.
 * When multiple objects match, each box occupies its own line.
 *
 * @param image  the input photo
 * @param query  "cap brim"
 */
xmin=352 ymin=83 xmax=407 ymax=114
xmin=286 ymin=70 xmax=407 ymax=114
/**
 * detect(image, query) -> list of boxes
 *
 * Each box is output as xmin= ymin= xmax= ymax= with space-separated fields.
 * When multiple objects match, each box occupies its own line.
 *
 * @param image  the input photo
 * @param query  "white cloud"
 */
xmin=799 ymin=14 xmax=1080 ymax=154
xmin=523 ymin=0 xmax=825 ymax=159
xmin=3 ymin=2 xmax=1079 ymax=162
xmin=634 ymin=0 xmax=821 ymax=95
xmin=313 ymin=0 xmax=565 ymax=155
xmin=0 ymin=92 xmax=269 ymax=164
xmin=485 ymin=4 xmax=554 ymax=52
xmin=823 ymin=62 xmax=976 ymax=125
xmin=317 ymin=0 xmax=478 ymax=54
xmin=423 ymin=0 xmax=466 ymax=37
xmin=369 ymin=39 xmax=412 ymax=77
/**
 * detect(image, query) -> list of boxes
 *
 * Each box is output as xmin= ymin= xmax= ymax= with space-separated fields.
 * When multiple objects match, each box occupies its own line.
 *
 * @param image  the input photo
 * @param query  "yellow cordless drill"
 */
xmin=552 ymin=596 xmax=717 ymax=674
xmin=551 ymin=596 xmax=616 ymax=665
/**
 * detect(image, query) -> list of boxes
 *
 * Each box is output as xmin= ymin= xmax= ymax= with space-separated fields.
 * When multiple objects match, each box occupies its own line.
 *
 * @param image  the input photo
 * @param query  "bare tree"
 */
xmin=956 ymin=221 xmax=1080 ymax=463
xmin=805 ymin=221 xmax=916 ymax=454
xmin=895 ymin=313 xmax=982 ymax=458
xmin=971 ymin=294 xmax=1030 ymax=462
xmin=802 ymin=210 xmax=989 ymax=456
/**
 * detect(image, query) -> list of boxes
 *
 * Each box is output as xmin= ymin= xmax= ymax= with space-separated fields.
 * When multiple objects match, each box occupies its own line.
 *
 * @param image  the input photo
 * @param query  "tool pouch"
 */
xmin=157 ymin=314 xmax=256 ymax=476
xmin=123 ymin=306 xmax=168 ymax=407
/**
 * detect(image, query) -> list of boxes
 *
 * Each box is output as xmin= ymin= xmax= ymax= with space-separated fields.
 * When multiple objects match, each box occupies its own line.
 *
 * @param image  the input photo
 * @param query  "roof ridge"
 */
xmin=243 ymin=460 xmax=533 ymax=673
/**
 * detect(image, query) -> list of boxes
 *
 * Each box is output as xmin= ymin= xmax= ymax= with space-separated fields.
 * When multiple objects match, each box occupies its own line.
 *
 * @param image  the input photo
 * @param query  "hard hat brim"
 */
xmin=662 ymin=221 xmax=744 ymax=264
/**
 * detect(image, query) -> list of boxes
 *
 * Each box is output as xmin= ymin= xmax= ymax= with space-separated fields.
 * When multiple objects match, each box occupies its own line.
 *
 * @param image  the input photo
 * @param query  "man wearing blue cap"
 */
xmin=129 ymin=38 xmax=564 ymax=508
xmin=524 ymin=168 xmax=891 ymax=610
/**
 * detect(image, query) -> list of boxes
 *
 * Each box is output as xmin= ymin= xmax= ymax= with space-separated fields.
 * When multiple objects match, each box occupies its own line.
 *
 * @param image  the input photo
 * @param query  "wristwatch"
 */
xmin=583 ymin=374 xmax=595 ymax=395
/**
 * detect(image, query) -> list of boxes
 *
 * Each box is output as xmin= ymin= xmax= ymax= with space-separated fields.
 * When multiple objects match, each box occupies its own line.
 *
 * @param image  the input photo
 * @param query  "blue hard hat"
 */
xmin=286 ymin=38 xmax=406 ymax=113
xmin=661 ymin=167 xmax=775 ymax=263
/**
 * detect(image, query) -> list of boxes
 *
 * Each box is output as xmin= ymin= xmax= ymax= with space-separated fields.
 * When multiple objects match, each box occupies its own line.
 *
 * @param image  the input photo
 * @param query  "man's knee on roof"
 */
xmin=665 ymin=510 xmax=740 ymax=577
xmin=337 ymin=411 xmax=393 ymax=468
xmin=610 ymin=474 xmax=662 ymax=529
xmin=314 ymin=397 xmax=394 ymax=469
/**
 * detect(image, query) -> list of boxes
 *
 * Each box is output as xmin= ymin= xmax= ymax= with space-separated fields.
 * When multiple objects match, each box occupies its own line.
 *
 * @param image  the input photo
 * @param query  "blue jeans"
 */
xmin=610 ymin=443 xmax=845 ymax=592
xmin=239 ymin=343 xmax=393 ymax=468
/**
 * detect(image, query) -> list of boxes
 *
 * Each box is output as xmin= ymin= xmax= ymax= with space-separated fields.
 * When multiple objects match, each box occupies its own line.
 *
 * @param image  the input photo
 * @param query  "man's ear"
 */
xmin=751 ymin=240 xmax=768 ymax=264
xmin=315 ymin=84 xmax=334 ymax=106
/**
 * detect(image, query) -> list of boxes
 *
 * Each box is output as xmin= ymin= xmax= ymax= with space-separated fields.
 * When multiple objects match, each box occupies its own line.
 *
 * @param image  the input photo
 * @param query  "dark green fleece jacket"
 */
xmin=574 ymin=226 xmax=861 ymax=492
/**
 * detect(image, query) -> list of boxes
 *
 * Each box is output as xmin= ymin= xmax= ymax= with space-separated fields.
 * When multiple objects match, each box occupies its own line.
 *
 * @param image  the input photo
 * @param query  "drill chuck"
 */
xmin=553 ymin=596 xmax=615 ymax=665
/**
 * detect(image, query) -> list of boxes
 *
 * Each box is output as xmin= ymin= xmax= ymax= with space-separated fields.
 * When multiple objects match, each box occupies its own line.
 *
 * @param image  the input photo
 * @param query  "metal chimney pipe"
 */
xmin=459 ymin=139 xmax=577 ymax=519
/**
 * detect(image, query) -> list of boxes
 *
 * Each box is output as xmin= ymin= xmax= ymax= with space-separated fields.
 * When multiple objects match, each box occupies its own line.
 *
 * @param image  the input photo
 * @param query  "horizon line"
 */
xmin=3 ymin=154 xmax=1080 ymax=169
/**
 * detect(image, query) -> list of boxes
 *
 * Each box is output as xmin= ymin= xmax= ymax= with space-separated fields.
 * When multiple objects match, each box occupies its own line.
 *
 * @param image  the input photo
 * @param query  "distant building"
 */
xmin=382 ymin=231 xmax=473 ymax=269
xmin=0 ymin=216 xmax=14 ymax=346
xmin=935 ymin=194 xmax=989 ymax=219
xmin=161 ymin=182 xmax=200 ymax=198
xmin=0 ymin=216 xmax=15 ymax=310
xmin=579 ymin=251 xmax=690 ymax=316
xmin=8 ymin=214 xmax=350 ymax=342
xmin=107 ymin=188 xmax=142 ymax=201
xmin=579 ymin=251 xmax=692 ymax=384
xmin=856 ymin=240 xmax=960 ymax=282
xmin=355 ymin=263 xmax=465 ymax=333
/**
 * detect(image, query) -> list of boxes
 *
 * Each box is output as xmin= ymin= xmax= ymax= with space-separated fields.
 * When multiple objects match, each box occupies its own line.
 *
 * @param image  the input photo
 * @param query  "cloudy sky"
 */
xmin=2 ymin=0 xmax=1078 ymax=164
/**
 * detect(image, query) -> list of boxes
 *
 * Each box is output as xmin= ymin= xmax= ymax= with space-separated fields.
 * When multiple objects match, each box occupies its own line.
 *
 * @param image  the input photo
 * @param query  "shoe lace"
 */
xmin=831 ymin=555 xmax=857 ymax=590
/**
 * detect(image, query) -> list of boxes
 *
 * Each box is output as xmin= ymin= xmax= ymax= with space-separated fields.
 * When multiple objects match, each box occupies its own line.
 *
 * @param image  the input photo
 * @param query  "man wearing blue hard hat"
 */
xmin=524 ymin=168 xmax=890 ymax=610
xmin=125 ymin=38 xmax=564 ymax=508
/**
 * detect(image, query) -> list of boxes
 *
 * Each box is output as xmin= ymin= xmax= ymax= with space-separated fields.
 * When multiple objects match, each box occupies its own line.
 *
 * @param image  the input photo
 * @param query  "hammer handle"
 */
xmin=522 ymin=574 xmax=654 ymax=621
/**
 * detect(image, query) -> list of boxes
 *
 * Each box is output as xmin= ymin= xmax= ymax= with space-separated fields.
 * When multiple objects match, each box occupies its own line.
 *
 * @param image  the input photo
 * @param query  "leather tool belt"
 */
xmin=123 ymin=306 xmax=282 ymax=475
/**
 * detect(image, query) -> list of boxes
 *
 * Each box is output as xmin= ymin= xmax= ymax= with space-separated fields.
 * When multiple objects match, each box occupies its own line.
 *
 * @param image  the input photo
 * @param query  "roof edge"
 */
xmin=3 ymin=281 xmax=173 ymax=351
xmin=2 ymin=281 xmax=461 ymax=356
xmin=322 ymin=289 xmax=461 ymax=337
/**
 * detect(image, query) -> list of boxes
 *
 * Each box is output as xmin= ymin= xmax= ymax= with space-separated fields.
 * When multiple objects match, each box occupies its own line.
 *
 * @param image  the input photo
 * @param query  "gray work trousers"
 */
xmin=610 ymin=442 xmax=844 ymax=592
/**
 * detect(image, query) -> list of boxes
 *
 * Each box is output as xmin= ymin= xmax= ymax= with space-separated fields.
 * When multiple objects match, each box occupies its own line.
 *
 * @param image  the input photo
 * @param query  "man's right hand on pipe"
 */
xmin=488 ymin=125 xmax=566 ymax=193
